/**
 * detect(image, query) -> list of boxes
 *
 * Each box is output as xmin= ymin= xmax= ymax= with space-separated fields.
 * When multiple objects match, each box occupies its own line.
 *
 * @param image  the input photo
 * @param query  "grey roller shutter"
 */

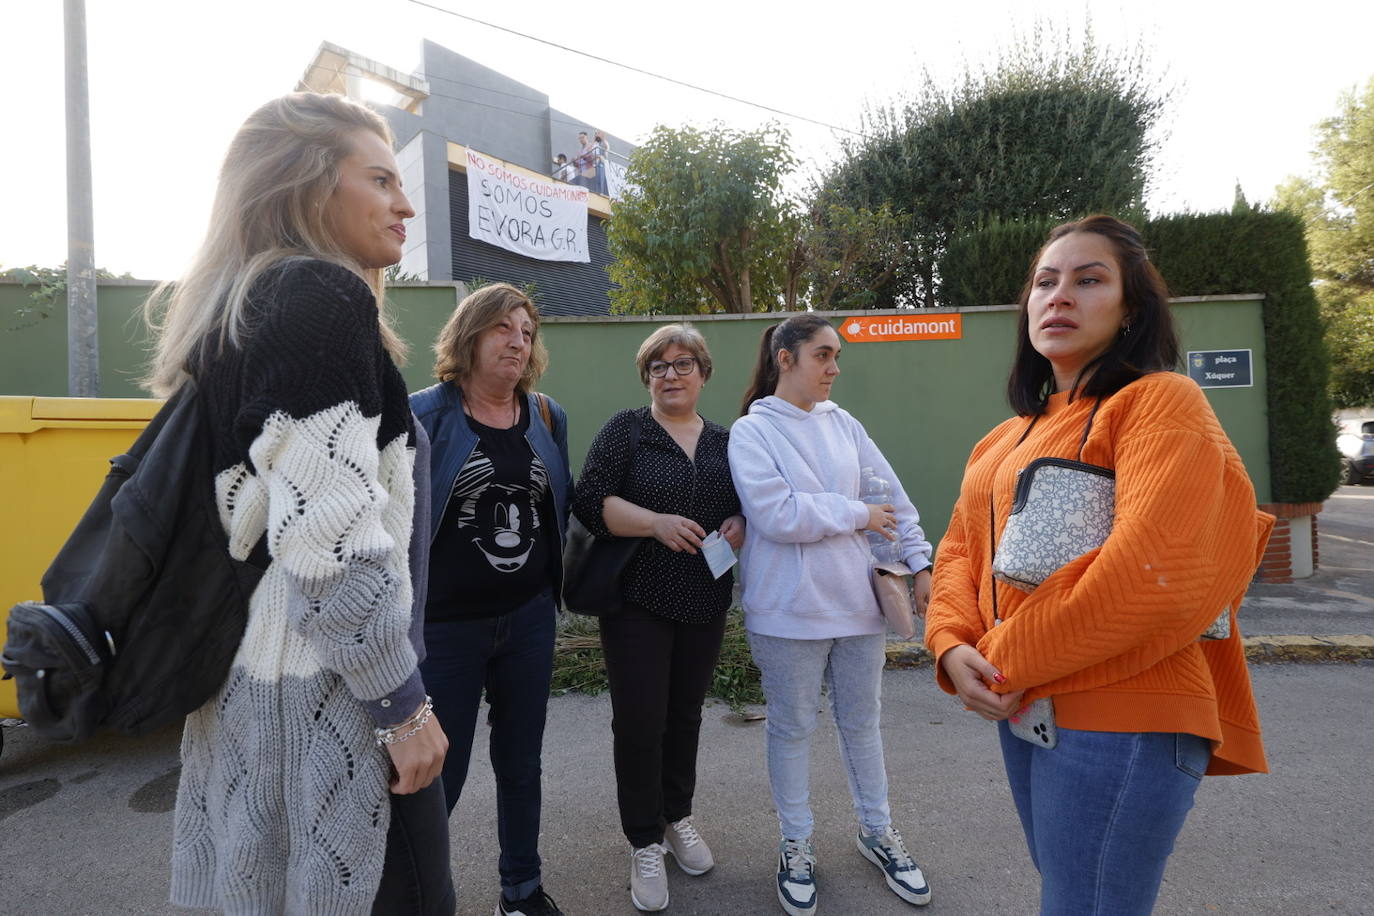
xmin=449 ymin=170 xmax=616 ymax=316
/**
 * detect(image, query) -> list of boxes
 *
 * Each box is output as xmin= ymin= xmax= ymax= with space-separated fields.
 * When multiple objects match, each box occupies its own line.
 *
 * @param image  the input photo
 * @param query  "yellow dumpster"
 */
xmin=0 ymin=396 xmax=160 ymax=720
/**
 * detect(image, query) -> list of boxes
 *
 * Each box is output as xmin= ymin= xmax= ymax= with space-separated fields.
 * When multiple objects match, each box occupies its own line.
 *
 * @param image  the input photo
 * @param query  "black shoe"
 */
xmin=495 ymin=885 xmax=564 ymax=916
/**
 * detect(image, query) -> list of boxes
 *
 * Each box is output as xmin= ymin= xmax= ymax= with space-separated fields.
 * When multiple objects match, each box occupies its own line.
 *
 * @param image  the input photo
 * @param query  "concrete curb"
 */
xmin=884 ymin=635 xmax=1374 ymax=668
xmin=1241 ymin=634 xmax=1374 ymax=662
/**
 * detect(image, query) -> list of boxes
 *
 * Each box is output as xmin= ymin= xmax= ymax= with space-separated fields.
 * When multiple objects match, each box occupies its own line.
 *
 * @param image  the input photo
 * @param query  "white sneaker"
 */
xmin=776 ymin=837 xmax=817 ymax=916
xmin=857 ymin=825 xmax=931 ymax=905
xmin=664 ymin=816 xmax=715 ymax=875
xmin=630 ymin=843 xmax=670 ymax=912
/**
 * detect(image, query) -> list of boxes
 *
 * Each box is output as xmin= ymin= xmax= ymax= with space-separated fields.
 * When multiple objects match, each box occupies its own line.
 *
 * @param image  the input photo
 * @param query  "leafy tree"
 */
xmin=384 ymin=264 xmax=424 ymax=284
xmin=797 ymin=195 xmax=905 ymax=310
xmin=1319 ymin=283 xmax=1374 ymax=408
xmin=824 ymin=21 xmax=1168 ymax=308
xmin=606 ymin=124 xmax=799 ymax=314
xmin=1274 ymin=76 xmax=1374 ymax=407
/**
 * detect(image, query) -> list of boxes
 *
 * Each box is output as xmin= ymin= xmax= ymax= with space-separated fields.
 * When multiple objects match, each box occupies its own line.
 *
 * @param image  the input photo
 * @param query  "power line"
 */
xmin=404 ymin=0 xmax=863 ymax=136
xmin=1307 ymin=181 xmax=1374 ymax=227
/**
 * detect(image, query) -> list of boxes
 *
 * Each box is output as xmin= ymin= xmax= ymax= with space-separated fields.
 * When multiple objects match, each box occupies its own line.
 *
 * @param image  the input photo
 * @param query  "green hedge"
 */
xmin=938 ymin=210 xmax=1342 ymax=503
xmin=939 ymin=214 xmax=1059 ymax=306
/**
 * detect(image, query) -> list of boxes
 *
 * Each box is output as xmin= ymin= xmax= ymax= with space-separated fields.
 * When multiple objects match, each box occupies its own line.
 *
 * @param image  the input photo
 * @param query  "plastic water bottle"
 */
xmin=860 ymin=467 xmax=902 ymax=565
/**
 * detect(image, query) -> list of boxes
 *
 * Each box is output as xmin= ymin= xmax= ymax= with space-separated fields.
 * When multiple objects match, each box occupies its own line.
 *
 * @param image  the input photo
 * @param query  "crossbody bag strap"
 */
xmin=1076 ymin=398 xmax=1104 ymax=462
xmin=989 ymin=494 xmax=1000 ymax=626
xmin=534 ymin=392 xmax=553 ymax=431
xmin=614 ymin=409 xmax=646 ymax=496
xmin=1014 ymin=397 xmax=1104 ymax=458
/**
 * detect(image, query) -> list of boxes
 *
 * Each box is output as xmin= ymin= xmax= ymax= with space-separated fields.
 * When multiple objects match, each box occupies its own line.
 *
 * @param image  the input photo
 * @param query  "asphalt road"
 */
xmin=2 ymin=488 xmax=1368 ymax=914
xmin=2 ymin=662 xmax=1371 ymax=915
xmin=1318 ymin=485 xmax=1374 ymax=567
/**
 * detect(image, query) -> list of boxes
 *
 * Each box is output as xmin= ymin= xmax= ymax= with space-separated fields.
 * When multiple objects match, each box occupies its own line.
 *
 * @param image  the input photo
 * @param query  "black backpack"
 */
xmin=1 ymin=378 xmax=266 ymax=741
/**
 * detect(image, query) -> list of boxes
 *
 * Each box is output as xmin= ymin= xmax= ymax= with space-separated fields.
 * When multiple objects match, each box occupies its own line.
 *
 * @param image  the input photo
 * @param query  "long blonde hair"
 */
xmin=143 ymin=92 xmax=407 ymax=396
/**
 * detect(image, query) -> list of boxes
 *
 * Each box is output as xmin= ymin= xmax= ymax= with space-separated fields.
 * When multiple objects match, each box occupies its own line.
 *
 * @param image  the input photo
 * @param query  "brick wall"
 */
xmin=1255 ymin=502 xmax=1322 ymax=583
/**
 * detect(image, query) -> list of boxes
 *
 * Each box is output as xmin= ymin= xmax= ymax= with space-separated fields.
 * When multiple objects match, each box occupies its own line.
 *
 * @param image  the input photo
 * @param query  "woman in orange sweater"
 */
xmin=925 ymin=214 xmax=1272 ymax=915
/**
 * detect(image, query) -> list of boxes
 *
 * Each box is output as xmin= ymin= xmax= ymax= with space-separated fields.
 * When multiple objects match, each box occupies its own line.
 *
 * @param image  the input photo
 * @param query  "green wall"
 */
xmin=0 ymin=281 xmax=1271 ymax=541
xmin=2 ymin=281 xmax=160 ymax=398
xmin=535 ymin=299 xmax=1271 ymax=543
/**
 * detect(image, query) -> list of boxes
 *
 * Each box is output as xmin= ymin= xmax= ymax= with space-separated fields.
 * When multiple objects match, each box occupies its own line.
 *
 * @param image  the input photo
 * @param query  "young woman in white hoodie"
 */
xmin=728 ymin=314 xmax=935 ymax=916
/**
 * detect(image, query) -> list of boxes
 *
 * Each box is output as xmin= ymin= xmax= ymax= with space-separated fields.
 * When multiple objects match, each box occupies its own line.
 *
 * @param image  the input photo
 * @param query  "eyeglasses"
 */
xmin=647 ymin=356 xmax=699 ymax=378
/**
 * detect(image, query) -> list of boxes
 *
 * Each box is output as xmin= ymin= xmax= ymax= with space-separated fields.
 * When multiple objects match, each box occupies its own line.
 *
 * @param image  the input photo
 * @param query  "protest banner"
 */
xmin=605 ymin=160 xmax=634 ymax=200
xmin=467 ymin=149 xmax=590 ymax=263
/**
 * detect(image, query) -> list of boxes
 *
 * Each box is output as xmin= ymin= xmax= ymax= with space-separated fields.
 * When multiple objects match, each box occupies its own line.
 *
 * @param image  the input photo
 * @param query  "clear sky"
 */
xmin=3 ymin=0 xmax=1372 ymax=280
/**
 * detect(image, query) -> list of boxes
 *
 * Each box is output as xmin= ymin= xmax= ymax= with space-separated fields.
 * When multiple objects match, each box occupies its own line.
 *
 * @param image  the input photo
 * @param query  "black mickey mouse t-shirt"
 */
xmin=427 ymin=404 xmax=555 ymax=620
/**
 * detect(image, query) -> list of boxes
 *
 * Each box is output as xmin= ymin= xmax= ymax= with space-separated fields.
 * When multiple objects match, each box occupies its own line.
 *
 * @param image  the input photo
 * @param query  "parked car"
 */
xmin=1337 ymin=417 xmax=1374 ymax=485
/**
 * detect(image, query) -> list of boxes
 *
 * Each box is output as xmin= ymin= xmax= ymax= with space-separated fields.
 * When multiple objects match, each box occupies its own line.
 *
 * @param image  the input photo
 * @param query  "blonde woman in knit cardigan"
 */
xmin=925 ymin=214 xmax=1272 ymax=916
xmin=145 ymin=93 xmax=452 ymax=914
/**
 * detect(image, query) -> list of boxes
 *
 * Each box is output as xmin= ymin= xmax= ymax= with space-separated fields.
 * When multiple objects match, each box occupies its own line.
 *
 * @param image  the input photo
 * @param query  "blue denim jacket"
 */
xmin=410 ymin=381 xmax=573 ymax=604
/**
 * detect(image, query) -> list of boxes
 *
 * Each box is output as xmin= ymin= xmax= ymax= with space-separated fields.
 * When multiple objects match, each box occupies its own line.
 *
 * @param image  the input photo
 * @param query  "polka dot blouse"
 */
xmin=573 ymin=407 xmax=741 ymax=623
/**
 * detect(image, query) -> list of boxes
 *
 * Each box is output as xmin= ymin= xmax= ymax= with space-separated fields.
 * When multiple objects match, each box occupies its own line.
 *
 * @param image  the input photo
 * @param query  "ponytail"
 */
xmin=739 ymin=313 xmax=835 ymax=416
xmin=740 ymin=324 xmax=781 ymax=415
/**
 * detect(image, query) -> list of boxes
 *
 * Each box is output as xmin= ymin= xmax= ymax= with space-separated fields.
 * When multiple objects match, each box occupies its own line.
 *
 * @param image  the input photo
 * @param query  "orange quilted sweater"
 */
xmin=925 ymin=371 xmax=1273 ymax=775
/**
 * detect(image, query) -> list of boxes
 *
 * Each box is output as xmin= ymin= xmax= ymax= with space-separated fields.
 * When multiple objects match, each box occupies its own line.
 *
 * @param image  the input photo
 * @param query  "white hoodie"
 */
xmin=728 ymin=395 xmax=932 ymax=639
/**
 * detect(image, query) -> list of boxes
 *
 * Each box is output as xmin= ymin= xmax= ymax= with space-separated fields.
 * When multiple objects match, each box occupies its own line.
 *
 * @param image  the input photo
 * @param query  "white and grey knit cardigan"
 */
xmin=170 ymin=258 xmax=428 ymax=915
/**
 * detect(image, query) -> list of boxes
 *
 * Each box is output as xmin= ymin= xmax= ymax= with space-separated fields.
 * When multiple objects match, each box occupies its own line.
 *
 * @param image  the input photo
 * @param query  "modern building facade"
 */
xmin=300 ymin=40 xmax=633 ymax=315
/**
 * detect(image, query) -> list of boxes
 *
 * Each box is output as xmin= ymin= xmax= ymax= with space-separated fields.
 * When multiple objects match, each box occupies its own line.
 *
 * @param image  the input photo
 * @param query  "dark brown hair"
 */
xmin=740 ymin=314 xmax=835 ymax=415
xmin=1006 ymin=214 xmax=1180 ymax=415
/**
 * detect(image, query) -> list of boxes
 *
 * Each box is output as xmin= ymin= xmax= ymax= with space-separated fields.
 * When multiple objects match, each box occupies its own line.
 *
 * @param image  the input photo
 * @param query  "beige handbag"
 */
xmin=872 ymin=561 xmax=917 ymax=640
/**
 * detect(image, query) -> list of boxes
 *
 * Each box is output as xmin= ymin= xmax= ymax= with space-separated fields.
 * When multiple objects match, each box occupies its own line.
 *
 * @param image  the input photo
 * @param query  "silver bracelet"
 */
xmin=375 ymin=696 xmax=434 ymax=746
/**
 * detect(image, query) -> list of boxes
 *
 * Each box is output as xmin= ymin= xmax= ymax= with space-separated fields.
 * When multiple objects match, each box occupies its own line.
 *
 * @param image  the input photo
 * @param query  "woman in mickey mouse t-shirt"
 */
xmin=410 ymin=282 xmax=573 ymax=916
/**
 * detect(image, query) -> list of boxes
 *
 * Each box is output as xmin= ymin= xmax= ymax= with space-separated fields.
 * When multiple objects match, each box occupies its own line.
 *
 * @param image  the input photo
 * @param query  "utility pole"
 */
xmin=65 ymin=0 xmax=98 ymax=397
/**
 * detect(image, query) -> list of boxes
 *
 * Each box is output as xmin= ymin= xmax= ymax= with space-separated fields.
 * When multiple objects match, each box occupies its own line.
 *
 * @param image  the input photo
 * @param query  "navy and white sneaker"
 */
xmin=776 ymin=837 xmax=817 ymax=915
xmin=857 ymin=826 xmax=931 ymax=905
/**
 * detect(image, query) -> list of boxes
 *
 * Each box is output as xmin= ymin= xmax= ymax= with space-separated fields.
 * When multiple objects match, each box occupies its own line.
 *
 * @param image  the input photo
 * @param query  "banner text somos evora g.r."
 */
xmin=467 ymin=149 xmax=590 ymax=263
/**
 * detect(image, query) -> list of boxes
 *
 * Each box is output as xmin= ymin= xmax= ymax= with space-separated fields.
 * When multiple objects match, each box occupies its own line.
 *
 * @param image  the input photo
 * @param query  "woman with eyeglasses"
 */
xmin=572 ymin=324 xmax=744 ymax=912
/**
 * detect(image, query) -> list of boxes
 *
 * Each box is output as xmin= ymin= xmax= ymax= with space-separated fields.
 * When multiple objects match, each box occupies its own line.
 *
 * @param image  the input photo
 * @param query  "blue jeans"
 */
xmin=420 ymin=590 xmax=556 ymax=903
xmin=998 ymin=723 xmax=1211 ymax=915
xmin=747 ymin=632 xmax=891 ymax=841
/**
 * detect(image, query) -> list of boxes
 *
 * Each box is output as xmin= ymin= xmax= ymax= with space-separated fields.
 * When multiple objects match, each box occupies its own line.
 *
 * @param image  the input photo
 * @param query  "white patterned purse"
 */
xmin=992 ymin=454 xmax=1234 ymax=639
xmin=992 ymin=458 xmax=1116 ymax=591
xmin=988 ymin=458 xmax=1113 ymax=750
xmin=990 ymin=402 xmax=1228 ymax=750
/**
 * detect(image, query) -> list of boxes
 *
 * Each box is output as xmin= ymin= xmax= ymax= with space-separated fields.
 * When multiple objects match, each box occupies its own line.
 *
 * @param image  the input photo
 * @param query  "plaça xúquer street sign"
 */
xmin=1186 ymin=349 xmax=1252 ymax=388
